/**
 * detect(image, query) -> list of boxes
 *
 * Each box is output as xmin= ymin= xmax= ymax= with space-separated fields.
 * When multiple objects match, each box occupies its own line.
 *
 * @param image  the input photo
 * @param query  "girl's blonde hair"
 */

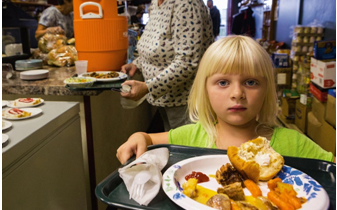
xmin=188 ymin=35 xmax=278 ymax=147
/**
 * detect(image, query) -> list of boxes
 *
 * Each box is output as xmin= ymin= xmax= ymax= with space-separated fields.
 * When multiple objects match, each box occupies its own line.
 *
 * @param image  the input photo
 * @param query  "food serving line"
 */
xmin=2 ymin=65 xmax=156 ymax=210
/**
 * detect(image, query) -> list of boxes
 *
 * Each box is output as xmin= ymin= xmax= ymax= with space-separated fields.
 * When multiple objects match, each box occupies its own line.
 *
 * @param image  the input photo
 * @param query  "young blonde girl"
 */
xmin=117 ymin=35 xmax=334 ymax=164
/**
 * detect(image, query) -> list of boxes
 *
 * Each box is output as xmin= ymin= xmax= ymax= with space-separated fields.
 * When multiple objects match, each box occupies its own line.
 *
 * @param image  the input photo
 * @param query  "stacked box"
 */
xmin=281 ymin=89 xmax=299 ymax=122
xmin=310 ymin=58 xmax=336 ymax=89
xmin=314 ymin=40 xmax=336 ymax=60
xmin=325 ymin=89 xmax=336 ymax=128
xmin=307 ymin=96 xmax=336 ymax=155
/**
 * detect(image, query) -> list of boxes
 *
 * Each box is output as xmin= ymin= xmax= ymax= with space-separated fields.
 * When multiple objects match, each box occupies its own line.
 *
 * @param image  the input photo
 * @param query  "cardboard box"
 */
xmin=314 ymin=40 xmax=336 ymax=60
xmin=310 ymin=82 xmax=328 ymax=102
xmin=307 ymin=111 xmax=322 ymax=143
xmin=317 ymin=120 xmax=336 ymax=156
xmin=281 ymin=97 xmax=297 ymax=118
xmin=311 ymin=96 xmax=327 ymax=123
xmin=276 ymin=67 xmax=292 ymax=86
xmin=272 ymin=53 xmax=289 ymax=68
xmin=307 ymin=112 xmax=336 ymax=156
xmin=310 ymin=58 xmax=336 ymax=88
xmin=325 ymin=94 xmax=336 ymax=127
xmin=281 ymin=89 xmax=299 ymax=118
xmin=295 ymin=100 xmax=311 ymax=133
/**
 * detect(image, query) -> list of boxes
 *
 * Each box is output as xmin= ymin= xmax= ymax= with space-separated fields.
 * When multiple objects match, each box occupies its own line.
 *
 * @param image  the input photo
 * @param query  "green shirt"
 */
xmin=169 ymin=122 xmax=334 ymax=162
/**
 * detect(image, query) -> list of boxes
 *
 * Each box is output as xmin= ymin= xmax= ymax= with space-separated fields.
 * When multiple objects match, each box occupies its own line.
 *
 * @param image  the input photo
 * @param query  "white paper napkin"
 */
xmin=120 ymin=84 xmax=147 ymax=109
xmin=118 ymin=148 xmax=169 ymax=206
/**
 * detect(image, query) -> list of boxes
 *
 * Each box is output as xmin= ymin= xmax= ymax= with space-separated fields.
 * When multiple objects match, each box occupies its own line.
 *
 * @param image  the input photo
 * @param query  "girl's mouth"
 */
xmin=228 ymin=107 xmax=247 ymax=112
xmin=228 ymin=105 xmax=247 ymax=112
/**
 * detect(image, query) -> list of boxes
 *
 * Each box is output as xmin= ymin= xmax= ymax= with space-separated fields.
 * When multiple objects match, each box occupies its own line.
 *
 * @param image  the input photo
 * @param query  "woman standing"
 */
xmin=35 ymin=0 xmax=74 ymax=40
xmin=121 ymin=0 xmax=214 ymax=131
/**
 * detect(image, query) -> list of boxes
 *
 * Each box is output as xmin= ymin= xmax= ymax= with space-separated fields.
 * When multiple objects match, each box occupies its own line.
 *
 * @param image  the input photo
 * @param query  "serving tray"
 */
xmin=65 ymin=78 xmax=127 ymax=91
xmin=95 ymin=144 xmax=336 ymax=210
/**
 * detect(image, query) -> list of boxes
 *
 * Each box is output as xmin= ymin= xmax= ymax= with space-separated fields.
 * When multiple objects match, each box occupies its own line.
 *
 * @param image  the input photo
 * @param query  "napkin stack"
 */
xmin=118 ymin=148 xmax=169 ymax=206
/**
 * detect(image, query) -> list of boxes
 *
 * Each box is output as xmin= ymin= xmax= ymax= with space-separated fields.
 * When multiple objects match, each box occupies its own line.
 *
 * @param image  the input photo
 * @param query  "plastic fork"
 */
xmin=129 ymin=170 xmax=152 ymax=200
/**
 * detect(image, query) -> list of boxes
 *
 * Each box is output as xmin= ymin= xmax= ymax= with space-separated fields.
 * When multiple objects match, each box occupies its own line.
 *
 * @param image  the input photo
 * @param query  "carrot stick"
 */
xmin=244 ymin=179 xmax=262 ymax=197
xmin=282 ymin=192 xmax=302 ymax=209
xmin=267 ymin=177 xmax=282 ymax=191
xmin=230 ymin=199 xmax=241 ymax=210
xmin=267 ymin=191 xmax=295 ymax=210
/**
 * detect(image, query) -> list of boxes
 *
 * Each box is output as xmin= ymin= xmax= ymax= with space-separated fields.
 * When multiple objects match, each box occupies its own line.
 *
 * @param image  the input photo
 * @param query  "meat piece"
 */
xmin=217 ymin=182 xmax=245 ymax=201
xmin=206 ymin=194 xmax=231 ymax=210
xmin=236 ymin=201 xmax=259 ymax=210
xmin=216 ymin=163 xmax=246 ymax=187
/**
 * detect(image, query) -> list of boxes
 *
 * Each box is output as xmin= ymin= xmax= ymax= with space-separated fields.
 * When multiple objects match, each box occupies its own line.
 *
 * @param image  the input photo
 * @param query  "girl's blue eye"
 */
xmin=245 ymin=80 xmax=258 ymax=86
xmin=219 ymin=80 xmax=228 ymax=86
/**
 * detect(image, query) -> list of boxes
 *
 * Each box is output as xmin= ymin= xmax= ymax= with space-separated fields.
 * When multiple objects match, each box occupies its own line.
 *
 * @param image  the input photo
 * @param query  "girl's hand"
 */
xmin=120 ymin=80 xmax=149 ymax=101
xmin=116 ymin=132 xmax=151 ymax=164
xmin=121 ymin=63 xmax=138 ymax=77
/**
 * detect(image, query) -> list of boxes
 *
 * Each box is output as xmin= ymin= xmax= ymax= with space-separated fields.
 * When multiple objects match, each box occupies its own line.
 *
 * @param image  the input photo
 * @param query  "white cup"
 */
xmin=75 ymin=60 xmax=88 ymax=75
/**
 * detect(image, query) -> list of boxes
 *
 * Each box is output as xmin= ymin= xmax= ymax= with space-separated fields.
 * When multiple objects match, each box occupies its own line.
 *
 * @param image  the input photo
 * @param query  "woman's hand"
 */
xmin=120 ymin=80 xmax=149 ymax=101
xmin=116 ymin=132 xmax=151 ymax=164
xmin=46 ymin=26 xmax=64 ymax=34
xmin=121 ymin=63 xmax=138 ymax=77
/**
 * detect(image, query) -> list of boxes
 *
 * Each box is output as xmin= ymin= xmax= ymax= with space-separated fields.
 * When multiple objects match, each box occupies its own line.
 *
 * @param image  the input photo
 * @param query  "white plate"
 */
xmin=162 ymin=155 xmax=329 ymax=210
xmin=2 ymin=120 xmax=12 ymax=130
xmin=2 ymin=108 xmax=43 ymax=120
xmin=20 ymin=70 xmax=49 ymax=80
xmin=7 ymin=98 xmax=44 ymax=108
xmin=2 ymin=101 xmax=8 ymax=107
xmin=79 ymin=71 xmax=127 ymax=82
xmin=2 ymin=134 xmax=9 ymax=144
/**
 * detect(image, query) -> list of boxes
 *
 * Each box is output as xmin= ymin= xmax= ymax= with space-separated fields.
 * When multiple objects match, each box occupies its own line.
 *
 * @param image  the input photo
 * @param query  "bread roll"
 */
xmin=227 ymin=137 xmax=284 ymax=182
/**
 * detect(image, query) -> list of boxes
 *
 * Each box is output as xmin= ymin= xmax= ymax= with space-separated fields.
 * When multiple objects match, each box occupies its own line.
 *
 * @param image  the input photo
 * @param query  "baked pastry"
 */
xmin=227 ymin=137 xmax=284 ymax=182
xmin=3 ymin=108 xmax=31 ymax=119
xmin=14 ymin=98 xmax=41 ymax=107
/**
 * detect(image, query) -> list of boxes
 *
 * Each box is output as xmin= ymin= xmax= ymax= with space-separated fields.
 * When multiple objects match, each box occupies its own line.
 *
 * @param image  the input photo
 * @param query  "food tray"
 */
xmin=95 ymin=144 xmax=336 ymax=210
xmin=65 ymin=78 xmax=126 ymax=91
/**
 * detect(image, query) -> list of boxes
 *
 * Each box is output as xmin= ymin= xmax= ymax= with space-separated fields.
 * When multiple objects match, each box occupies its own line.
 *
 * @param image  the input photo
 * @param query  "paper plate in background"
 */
xmin=20 ymin=70 xmax=49 ymax=80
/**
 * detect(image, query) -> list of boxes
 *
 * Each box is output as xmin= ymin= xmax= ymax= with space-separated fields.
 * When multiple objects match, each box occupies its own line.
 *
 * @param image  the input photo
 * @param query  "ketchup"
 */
xmin=185 ymin=171 xmax=209 ymax=183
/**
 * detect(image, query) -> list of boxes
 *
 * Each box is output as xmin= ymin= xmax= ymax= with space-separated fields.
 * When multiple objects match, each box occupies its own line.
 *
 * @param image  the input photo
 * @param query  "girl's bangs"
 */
xmin=210 ymin=38 xmax=268 ymax=78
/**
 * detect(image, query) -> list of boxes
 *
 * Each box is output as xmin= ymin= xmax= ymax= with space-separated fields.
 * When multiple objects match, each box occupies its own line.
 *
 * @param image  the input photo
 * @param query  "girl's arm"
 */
xmin=116 ymin=132 xmax=169 ymax=164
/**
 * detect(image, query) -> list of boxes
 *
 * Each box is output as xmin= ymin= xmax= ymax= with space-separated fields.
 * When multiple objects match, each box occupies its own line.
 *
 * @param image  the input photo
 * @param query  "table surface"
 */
xmin=97 ymin=144 xmax=336 ymax=210
xmin=2 ymin=66 xmax=105 ymax=96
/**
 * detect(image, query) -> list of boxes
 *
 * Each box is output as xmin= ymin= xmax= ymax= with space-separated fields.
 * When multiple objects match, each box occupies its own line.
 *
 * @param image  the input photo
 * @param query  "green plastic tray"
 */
xmin=95 ymin=144 xmax=336 ymax=210
xmin=65 ymin=79 xmax=126 ymax=91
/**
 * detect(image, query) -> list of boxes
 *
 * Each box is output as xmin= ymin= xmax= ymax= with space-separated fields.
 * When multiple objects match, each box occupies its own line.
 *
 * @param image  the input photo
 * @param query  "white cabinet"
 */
xmin=2 ymin=101 xmax=88 ymax=210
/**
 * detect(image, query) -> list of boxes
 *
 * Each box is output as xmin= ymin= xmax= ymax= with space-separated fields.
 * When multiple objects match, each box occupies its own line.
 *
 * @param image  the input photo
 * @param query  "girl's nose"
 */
xmin=230 ymin=84 xmax=246 ymax=100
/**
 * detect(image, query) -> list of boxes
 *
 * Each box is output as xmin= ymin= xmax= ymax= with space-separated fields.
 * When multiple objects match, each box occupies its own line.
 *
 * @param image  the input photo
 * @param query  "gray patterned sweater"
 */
xmin=133 ymin=0 xmax=213 ymax=107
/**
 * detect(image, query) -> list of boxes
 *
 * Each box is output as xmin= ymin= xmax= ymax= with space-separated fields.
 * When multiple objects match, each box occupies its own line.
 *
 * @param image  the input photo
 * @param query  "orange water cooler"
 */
xmin=73 ymin=0 xmax=128 ymax=71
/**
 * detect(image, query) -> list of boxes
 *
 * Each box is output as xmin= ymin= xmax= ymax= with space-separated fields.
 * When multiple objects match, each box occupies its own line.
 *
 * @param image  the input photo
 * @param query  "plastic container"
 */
xmin=15 ymin=59 xmax=43 ymax=71
xmin=73 ymin=0 xmax=128 ymax=72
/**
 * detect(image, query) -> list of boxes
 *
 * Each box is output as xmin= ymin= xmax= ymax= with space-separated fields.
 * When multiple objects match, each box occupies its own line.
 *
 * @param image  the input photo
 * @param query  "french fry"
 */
xmin=267 ymin=191 xmax=295 ymax=210
xmin=244 ymin=179 xmax=262 ymax=197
